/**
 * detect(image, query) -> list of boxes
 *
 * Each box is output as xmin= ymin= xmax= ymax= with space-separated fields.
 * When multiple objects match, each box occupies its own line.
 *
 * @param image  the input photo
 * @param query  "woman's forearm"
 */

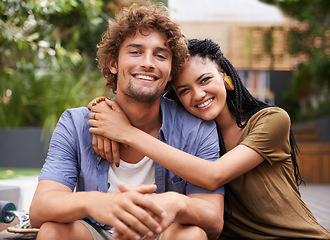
xmin=123 ymin=127 xmax=222 ymax=190
xmin=122 ymin=127 xmax=264 ymax=190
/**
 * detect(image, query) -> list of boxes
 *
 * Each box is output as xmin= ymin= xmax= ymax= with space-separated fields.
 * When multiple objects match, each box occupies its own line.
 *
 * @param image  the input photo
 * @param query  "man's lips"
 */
xmin=134 ymin=74 xmax=156 ymax=81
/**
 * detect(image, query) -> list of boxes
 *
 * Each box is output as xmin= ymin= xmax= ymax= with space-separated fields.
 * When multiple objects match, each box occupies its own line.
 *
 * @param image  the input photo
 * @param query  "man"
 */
xmin=29 ymin=2 xmax=224 ymax=240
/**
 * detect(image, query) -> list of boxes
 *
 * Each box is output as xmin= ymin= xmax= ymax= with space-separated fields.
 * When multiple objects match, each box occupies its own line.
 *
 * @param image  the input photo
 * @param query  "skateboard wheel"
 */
xmin=0 ymin=200 xmax=16 ymax=223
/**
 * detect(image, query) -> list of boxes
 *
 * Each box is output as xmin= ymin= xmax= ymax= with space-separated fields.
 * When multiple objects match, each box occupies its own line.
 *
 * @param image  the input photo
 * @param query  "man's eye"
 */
xmin=156 ymin=54 xmax=166 ymax=59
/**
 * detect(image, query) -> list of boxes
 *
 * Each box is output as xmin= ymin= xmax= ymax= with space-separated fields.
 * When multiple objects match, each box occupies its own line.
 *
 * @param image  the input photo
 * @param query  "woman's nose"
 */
xmin=193 ymin=88 xmax=206 ymax=100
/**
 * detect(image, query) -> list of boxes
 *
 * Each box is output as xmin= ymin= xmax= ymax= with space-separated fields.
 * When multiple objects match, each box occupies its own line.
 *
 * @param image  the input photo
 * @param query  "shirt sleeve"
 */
xmin=186 ymin=120 xmax=225 ymax=195
xmin=240 ymin=108 xmax=292 ymax=165
xmin=38 ymin=110 xmax=79 ymax=190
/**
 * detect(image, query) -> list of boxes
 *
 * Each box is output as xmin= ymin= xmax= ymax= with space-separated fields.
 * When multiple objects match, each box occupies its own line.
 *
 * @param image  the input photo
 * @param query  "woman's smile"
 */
xmin=196 ymin=98 xmax=214 ymax=108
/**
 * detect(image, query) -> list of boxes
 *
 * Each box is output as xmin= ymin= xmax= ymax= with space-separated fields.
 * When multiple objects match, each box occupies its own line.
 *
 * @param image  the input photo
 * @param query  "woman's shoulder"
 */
xmin=249 ymin=107 xmax=290 ymax=126
xmin=243 ymin=107 xmax=291 ymax=140
xmin=240 ymin=107 xmax=292 ymax=162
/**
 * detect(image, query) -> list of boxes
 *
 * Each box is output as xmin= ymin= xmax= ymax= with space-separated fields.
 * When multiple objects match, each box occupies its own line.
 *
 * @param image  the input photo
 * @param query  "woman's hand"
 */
xmin=88 ymin=98 xmax=134 ymax=165
xmin=88 ymin=98 xmax=132 ymax=141
xmin=87 ymin=97 xmax=100 ymax=110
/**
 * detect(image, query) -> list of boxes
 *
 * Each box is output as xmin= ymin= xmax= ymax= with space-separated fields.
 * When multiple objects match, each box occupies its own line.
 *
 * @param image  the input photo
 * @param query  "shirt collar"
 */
xmin=159 ymin=97 xmax=168 ymax=142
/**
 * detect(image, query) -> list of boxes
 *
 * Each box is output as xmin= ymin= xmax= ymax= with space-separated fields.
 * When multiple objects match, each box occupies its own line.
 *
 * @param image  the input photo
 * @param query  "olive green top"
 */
xmin=220 ymin=107 xmax=330 ymax=239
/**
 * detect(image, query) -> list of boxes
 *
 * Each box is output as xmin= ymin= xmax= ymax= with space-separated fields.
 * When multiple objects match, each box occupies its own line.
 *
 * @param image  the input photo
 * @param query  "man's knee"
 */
xmin=182 ymin=226 xmax=207 ymax=240
xmin=160 ymin=223 xmax=207 ymax=240
xmin=37 ymin=222 xmax=62 ymax=240
xmin=36 ymin=221 xmax=92 ymax=240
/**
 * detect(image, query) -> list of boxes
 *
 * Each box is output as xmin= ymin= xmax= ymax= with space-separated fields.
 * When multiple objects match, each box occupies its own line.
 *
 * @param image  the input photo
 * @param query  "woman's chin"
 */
xmin=195 ymin=112 xmax=217 ymax=121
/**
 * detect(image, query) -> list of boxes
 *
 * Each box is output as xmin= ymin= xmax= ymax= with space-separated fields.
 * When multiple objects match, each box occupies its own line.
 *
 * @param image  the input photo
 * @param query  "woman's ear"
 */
xmin=109 ymin=60 xmax=118 ymax=74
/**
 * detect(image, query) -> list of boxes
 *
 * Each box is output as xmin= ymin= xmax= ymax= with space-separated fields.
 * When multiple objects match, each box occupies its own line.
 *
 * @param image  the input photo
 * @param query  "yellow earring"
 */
xmin=224 ymin=76 xmax=234 ymax=91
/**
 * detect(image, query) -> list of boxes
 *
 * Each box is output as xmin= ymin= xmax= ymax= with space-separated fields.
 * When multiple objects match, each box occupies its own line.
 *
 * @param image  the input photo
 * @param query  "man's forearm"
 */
xmin=175 ymin=194 xmax=223 ymax=239
xmin=150 ymin=192 xmax=223 ymax=239
xmin=30 ymin=190 xmax=93 ymax=227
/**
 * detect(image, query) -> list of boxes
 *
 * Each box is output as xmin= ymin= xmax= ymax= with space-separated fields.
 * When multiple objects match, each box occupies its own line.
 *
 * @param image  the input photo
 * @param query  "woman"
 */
xmin=88 ymin=39 xmax=330 ymax=239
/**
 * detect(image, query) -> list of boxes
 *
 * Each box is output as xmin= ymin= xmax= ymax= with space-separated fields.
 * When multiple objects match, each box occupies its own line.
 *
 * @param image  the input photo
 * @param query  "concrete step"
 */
xmin=0 ymin=176 xmax=38 ymax=211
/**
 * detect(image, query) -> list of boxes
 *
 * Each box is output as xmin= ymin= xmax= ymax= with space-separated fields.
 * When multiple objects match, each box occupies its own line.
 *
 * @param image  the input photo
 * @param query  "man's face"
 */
xmin=111 ymin=30 xmax=173 ymax=103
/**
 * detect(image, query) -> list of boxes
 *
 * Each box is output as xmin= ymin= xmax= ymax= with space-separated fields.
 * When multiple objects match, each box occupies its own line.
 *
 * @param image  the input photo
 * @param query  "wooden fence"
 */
xmin=297 ymin=143 xmax=330 ymax=184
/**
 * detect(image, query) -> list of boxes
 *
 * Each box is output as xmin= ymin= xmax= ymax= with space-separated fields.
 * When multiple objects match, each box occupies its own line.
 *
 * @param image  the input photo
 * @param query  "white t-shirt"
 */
xmin=108 ymin=156 xmax=155 ymax=193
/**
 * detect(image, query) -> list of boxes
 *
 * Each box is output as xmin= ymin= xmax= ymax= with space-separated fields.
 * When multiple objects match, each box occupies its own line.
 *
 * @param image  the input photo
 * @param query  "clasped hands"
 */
xmin=108 ymin=183 xmax=165 ymax=240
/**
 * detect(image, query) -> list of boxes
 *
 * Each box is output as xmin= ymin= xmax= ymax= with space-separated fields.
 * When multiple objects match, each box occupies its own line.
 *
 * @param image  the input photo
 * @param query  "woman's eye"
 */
xmin=178 ymin=89 xmax=189 ymax=95
xmin=201 ymin=77 xmax=211 ymax=83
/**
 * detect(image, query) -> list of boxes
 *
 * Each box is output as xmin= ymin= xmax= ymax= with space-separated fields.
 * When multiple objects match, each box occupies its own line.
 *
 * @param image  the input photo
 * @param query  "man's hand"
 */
xmin=89 ymin=191 xmax=166 ymax=240
xmin=117 ymin=182 xmax=157 ymax=194
xmin=113 ymin=183 xmax=183 ymax=240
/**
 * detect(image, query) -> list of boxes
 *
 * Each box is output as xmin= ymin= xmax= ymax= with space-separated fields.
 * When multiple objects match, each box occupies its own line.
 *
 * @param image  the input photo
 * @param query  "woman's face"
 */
xmin=173 ymin=56 xmax=227 ymax=121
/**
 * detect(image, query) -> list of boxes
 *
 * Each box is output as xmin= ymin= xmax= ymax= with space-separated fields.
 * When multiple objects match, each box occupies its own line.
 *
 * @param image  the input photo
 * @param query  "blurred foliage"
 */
xmin=0 ymin=0 xmax=112 ymax=130
xmin=260 ymin=0 xmax=330 ymax=122
xmin=260 ymin=0 xmax=330 ymax=26
xmin=0 ymin=167 xmax=41 ymax=179
xmin=0 ymin=0 xmax=163 ymax=130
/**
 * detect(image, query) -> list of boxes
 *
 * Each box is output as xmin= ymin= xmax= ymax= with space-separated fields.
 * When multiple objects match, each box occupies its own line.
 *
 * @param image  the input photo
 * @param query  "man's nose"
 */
xmin=141 ymin=52 xmax=155 ymax=69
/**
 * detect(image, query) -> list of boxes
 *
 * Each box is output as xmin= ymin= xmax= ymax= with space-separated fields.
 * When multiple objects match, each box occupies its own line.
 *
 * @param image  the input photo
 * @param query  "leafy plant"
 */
xmin=0 ymin=0 xmax=113 ymax=130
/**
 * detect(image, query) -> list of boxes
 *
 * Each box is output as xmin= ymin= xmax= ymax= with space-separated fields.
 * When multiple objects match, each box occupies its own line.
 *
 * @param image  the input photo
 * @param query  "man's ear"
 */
xmin=109 ymin=60 xmax=118 ymax=74
xmin=168 ymin=75 xmax=172 ymax=82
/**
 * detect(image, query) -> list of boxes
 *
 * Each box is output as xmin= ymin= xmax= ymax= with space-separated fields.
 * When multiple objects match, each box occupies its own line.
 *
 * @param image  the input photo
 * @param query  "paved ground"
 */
xmin=0 ymin=178 xmax=329 ymax=239
xmin=299 ymin=184 xmax=330 ymax=231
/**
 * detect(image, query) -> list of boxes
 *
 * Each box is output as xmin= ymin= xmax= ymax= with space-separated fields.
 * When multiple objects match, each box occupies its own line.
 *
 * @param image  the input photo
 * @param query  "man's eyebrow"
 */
xmin=126 ymin=44 xmax=170 ymax=53
xmin=157 ymin=46 xmax=170 ymax=53
xmin=175 ymin=73 xmax=209 ymax=90
xmin=126 ymin=43 xmax=142 ymax=48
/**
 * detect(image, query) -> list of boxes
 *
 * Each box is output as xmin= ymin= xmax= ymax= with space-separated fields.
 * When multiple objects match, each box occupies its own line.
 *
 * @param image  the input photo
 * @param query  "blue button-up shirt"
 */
xmin=39 ymin=96 xmax=224 ymax=204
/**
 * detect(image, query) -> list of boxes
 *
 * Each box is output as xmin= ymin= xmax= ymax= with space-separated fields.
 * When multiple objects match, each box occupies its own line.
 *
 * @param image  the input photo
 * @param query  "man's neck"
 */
xmin=116 ymin=94 xmax=162 ymax=136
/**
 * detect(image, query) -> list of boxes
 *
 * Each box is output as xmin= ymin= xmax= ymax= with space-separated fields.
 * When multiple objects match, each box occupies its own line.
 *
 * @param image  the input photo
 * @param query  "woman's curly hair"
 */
xmin=96 ymin=2 xmax=188 ymax=93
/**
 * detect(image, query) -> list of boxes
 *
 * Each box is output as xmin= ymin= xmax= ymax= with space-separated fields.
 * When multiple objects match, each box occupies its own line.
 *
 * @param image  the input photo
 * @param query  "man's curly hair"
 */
xmin=96 ymin=2 xmax=188 ymax=93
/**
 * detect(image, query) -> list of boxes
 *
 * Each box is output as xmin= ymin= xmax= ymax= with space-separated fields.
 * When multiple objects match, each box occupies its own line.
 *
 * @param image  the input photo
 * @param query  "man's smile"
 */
xmin=134 ymin=74 xmax=156 ymax=81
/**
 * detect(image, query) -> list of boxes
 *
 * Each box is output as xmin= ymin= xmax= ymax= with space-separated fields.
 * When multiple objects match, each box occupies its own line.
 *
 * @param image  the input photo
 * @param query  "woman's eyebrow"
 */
xmin=175 ymin=73 xmax=210 ymax=90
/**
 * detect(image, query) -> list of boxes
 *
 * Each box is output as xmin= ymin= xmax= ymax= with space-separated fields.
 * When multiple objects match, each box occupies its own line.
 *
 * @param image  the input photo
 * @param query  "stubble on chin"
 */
xmin=125 ymin=83 xmax=161 ymax=103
